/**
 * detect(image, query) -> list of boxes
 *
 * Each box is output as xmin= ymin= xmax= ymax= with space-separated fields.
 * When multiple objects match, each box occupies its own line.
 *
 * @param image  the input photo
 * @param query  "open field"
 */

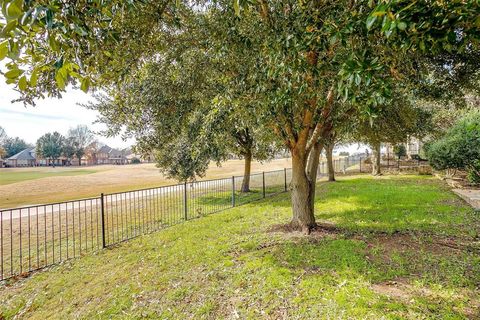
xmin=0 ymin=158 xmax=292 ymax=209
xmin=0 ymin=169 xmax=100 ymax=186
xmin=1 ymin=175 xmax=479 ymax=319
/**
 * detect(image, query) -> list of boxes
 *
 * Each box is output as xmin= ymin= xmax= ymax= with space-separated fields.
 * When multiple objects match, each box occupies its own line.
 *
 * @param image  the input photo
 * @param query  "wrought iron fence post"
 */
xmin=100 ymin=193 xmax=106 ymax=248
xmin=284 ymin=168 xmax=287 ymax=191
xmin=262 ymin=172 xmax=266 ymax=198
xmin=183 ymin=181 xmax=188 ymax=221
xmin=231 ymin=176 xmax=235 ymax=207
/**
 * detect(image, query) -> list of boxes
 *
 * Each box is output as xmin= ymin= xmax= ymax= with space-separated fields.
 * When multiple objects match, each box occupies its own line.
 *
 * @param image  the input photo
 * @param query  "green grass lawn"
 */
xmin=0 ymin=169 xmax=99 ymax=185
xmin=1 ymin=175 xmax=479 ymax=319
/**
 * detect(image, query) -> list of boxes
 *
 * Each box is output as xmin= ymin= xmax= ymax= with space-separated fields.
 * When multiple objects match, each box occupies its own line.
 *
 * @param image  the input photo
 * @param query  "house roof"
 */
xmin=98 ymin=145 xmax=132 ymax=159
xmin=7 ymin=148 xmax=36 ymax=161
xmin=98 ymin=145 xmax=113 ymax=154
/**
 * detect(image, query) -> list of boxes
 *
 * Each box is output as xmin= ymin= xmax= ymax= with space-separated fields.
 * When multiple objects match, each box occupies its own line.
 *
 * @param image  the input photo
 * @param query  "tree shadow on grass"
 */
xmin=242 ymin=227 xmax=480 ymax=318
xmin=229 ymin=176 xmax=480 ymax=317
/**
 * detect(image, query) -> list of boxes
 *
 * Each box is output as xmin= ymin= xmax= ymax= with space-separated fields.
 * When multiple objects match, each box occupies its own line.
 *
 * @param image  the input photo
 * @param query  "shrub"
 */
xmin=393 ymin=144 xmax=407 ymax=159
xmin=467 ymin=160 xmax=480 ymax=184
xmin=427 ymin=111 xmax=480 ymax=183
xmin=131 ymin=157 xmax=141 ymax=164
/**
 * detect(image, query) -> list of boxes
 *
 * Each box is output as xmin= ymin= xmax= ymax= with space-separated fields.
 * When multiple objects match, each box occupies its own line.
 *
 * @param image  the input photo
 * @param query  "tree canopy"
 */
xmin=36 ymin=131 xmax=65 ymax=164
xmin=1 ymin=0 xmax=479 ymax=231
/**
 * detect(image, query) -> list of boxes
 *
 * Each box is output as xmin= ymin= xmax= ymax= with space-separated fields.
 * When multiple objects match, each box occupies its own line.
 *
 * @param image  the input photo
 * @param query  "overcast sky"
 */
xmin=0 ymin=82 xmax=133 ymax=148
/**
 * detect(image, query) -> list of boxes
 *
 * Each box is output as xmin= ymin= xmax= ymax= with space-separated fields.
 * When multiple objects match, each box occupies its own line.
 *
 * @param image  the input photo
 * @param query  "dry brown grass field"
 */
xmin=0 ymin=158 xmax=292 ymax=209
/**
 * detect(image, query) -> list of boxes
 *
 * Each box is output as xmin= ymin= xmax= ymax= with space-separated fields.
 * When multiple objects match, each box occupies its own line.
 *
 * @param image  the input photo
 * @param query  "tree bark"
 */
xmin=290 ymin=148 xmax=316 ymax=232
xmin=326 ymin=143 xmax=335 ymax=182
xmin=240 ymin=151 xmax=252 ymax=192
xmin=372 ymin=142 xmax=382 ymax=175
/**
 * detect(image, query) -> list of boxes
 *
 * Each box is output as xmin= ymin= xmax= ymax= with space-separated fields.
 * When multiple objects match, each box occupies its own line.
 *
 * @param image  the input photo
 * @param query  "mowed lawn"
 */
xmin=0 ymin=169 xmax=99 ymax=186
xmin=1 ymin=176 xmax=479 ymax=319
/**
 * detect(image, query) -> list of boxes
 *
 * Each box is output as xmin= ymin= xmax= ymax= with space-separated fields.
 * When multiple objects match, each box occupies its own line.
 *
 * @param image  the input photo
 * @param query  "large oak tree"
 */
xmin=1 ymin=0 xmax=478 ymax=232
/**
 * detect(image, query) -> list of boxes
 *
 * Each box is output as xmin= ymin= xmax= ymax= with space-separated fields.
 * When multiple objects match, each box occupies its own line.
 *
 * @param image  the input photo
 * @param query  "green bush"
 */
xmin=427 ymin=111 xmax=480 ymax=183
xmin=467 ymin=160 xmax=480 ymax=184
xmin=393 ymin=144 xmax=407 ymax=159
xmin=131 ymin=157 xmax=141 ymax=164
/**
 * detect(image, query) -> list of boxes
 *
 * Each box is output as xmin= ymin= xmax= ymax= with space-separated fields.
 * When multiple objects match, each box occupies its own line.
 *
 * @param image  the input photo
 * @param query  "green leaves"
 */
xmin=6 ymin=0 xmax=23 ymax=19
xmin=18 ymin=75 xmax=27 ymax=90
xmin=1 ymin=20 xmax=17 ymax=36
xmin=5 ymin=68 xmax=23 ymax=79
xmin=233 ymin=0 xmax=240 ymax=17
xmin=368 ymin=1 xmax=480 ymax=54
xmin=30 ymin=68 xmax=39 ymax=86
xmin=0 ymin=41 xmax=8 ymax=60
xmin=80 ymin=77 xmax=90 ymax=93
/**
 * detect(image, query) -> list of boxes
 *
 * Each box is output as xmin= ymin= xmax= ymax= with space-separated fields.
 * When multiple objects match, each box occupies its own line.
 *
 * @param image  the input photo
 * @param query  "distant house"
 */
xmin=6 ymin=148 xmax=36 ymax=167
xmin=385 ymin=137 xmax=424 ymax=160
xmin=6 ymin=147 xmax=68 ymax=167
xmin=96 ymin=145 xmax=131 ymax=165
xmin=4 ymin=145 xmax=138 ymax=167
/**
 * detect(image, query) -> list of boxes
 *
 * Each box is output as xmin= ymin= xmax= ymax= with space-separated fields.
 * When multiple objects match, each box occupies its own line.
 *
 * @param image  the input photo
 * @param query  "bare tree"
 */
xmin=68 ymin=125 xmax=95 ymax=166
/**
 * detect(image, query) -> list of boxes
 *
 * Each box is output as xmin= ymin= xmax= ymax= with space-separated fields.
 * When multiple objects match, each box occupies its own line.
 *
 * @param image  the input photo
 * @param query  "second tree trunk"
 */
xmin=326 ymin=143 xmax=335 ymax=182
xmin=241 ymin=151 xmax=252 ymax=192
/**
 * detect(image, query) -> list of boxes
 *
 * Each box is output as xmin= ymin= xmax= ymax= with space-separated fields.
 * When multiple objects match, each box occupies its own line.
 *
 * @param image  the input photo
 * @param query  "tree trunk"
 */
xmin=240 ymin=151 xmax=252 ymax=193
xmin=290 ymin=149 xmax=316 ymax=232
xmin=372 ymin=142 xmax=381 ymax=175
xmin=326 ymin=143 xmax=335 ymax=182
xmin=306 ymin=141 xmax=323 ymax=209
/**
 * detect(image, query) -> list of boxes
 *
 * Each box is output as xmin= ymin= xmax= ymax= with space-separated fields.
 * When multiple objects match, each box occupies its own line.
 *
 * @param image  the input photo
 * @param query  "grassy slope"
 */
xmin=0 ymin=170 xmax=99 ymax=186
xmin=1 ymin=175 xmax=479 ymax=319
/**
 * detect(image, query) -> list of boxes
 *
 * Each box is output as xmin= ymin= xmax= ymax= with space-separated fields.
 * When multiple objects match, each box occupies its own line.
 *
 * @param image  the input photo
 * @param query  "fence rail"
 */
xmin=0 ymin=156 xmax=425 ymax=281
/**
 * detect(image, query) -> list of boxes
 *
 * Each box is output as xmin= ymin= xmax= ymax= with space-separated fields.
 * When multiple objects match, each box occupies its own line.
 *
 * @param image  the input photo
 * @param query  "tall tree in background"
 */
xmin=68 ymin=125 xmax=94 ymax=166
xmin=62 ymin=137 xmax=76 ymax=166
xmin=36 ymin=132 xmax=65 ymax=167
xmin=0 ymin=126 xmax=6 ymax=144
xmin=84 ymin=140 xmax=100 ymax=165
xmin=3 ymin=137 xmax=29 ymax=158
xmin=0 ymin=126 xmax=7 ymax=159
xmin=88 ymin=11 xmax=279 ymax=188
xmin=356 ymin=99 xmax=432 ymax=175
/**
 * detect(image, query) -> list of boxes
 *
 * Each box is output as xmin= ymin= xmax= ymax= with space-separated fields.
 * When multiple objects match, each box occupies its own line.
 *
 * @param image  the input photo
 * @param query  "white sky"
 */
xmin=0 ymin=83 xmax=133 ymax=148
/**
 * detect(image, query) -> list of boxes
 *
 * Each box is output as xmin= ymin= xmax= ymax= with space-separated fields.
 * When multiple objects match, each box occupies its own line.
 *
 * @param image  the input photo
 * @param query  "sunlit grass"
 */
xmin=0 ymin=175 xmax=478 ymax=319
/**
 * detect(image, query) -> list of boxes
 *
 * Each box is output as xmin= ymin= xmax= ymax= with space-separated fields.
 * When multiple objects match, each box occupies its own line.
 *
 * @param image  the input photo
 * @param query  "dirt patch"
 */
xmin=371 ymin=279 xmax=413 ymax=301
xmin=267 ymin=221 xmax=342 ymax=237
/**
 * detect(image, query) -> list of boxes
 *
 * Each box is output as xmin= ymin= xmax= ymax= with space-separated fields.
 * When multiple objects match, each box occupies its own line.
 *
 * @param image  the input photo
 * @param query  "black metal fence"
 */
xmin=0 ymin=156 xmax=427 ymax=281
xmin=0 ymin=168 xmax=292 ymax=281
xmin=317 ymin=154 xmax=367 ymax=175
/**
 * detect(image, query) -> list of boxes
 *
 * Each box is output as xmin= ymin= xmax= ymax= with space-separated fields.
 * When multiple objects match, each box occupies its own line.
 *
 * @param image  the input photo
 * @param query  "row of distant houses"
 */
xmin=0 ymin=145 xmax=150 ymax=168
